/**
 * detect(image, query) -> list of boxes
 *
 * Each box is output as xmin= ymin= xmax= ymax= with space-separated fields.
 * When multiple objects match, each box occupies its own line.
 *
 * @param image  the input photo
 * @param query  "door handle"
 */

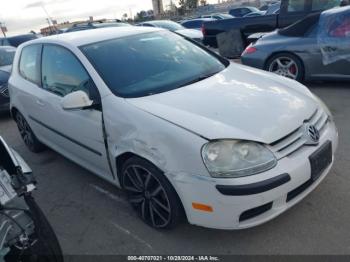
xmin=36 ymin=99 xmax=45 ymax=106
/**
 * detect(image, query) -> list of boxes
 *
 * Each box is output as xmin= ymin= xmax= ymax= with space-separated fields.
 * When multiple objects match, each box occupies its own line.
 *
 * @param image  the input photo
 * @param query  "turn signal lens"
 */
xmin=192 ymin=202 xmax=213 ymax=212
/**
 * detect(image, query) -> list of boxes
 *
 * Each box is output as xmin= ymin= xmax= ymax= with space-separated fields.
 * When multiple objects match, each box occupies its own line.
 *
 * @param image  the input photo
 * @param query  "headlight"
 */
xmin=201 ymin=140 xmax=277 ymax=178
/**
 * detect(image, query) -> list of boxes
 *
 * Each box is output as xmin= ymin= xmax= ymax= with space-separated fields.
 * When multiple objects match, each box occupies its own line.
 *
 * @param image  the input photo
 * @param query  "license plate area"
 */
xmin=309 ymin=141 xmax=332 ymax=181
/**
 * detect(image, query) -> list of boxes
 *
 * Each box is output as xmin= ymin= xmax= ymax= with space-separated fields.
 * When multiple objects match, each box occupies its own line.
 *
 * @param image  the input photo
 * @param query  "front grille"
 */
xmin=239 ymin=202 xmax=273 ymax=222
xmin=0 ymin=85 xmax=9 ymax=98
xmin=267 ymin=108 xmax=329 ymax=159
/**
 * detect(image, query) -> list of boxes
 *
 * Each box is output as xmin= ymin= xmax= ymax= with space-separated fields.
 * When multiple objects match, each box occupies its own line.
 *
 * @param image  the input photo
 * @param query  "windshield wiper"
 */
xmin=179 ymin=72 xmax=218 ymax=87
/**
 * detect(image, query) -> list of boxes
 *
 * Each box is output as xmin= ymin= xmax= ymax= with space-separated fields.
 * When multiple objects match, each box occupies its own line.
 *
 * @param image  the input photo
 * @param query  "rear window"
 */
xmin=19 ymin=45 xmax=41 ymax=85
xmin=278 ymin=13 xmax=321 ymax=36
xmin=312 ymin=0 xmax=341 ymax=11
xmin=182 ymin=20 xmax=202 ymax=28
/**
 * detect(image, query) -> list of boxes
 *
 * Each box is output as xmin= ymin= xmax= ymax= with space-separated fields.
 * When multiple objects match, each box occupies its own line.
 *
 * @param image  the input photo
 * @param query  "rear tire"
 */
xmin=121 ymin=156 xmax=184 ymax=229
xmin=265 ymin=53 xmax=304 ymax=82
xmin=15 ymin=112 xmax=45 ymax=153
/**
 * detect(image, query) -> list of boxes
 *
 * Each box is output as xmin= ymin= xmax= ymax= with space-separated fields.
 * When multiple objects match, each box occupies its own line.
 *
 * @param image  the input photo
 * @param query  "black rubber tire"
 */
xmin=15 ymin=112 xmax=46 ymax=153
xmin=121 ymin=156 xmax=184 ymax=229
xmin=265 ymin=52 xmax=305 ymax=82
xmin=5 ymin=196 xmax=63 ymax=262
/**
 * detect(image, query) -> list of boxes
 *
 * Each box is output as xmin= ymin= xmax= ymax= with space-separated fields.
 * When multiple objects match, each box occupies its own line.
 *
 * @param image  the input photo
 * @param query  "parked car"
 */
xmin=9 ymin=26 xmax=338 ymax=230
xmin=200 ymin=13 xmax=235 ymax=19
xmin=0 ymin=46 xmax=15 ymax=111
xmin=243 ymin=11 xmax=266 ymax=17
xmin=229 ymin=6 xmax=260 ymax=17
xmin=203 ymin=0 xmax=342 ymax=48
xmin=241 ymin=7 xmax=350 ymax=81
xmin=137 ymin=20 xmax=203 ymax=42
xmin=66 ymin=21 xmax=131 ymax=32
xmin=265 ymin=2 xmax=281 ymax=14
xmin=181 ymin=18 xmax=215 ymax=30
xmin=0 ymin=34 xmax=38 ymax=47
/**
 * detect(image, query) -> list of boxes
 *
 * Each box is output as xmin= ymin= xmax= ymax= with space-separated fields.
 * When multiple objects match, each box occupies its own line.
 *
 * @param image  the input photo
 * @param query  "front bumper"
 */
xmin=170 ymin=121 xmax=338 ymax=229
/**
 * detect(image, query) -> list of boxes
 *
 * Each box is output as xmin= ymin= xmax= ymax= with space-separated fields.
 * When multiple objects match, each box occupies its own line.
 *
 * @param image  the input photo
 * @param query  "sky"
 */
xmin=0 ymin=0 xmax=217 ymax=36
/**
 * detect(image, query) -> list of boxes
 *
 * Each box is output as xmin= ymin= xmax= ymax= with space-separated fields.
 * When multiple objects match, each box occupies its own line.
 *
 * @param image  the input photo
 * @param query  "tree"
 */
xmin=186 ymin=0 xmax=198 ymax=9
xmin=122 ymin=13 xmax=128 ymax=21
xmin=178 ymin=0 xmax=186 ymax=15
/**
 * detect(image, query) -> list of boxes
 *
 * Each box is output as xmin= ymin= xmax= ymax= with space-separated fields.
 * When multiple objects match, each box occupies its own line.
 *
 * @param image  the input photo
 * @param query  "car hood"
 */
xmin=127 ymin=63 xmax=318 ymax=144
xmin=175 ymin=29 xmax=203 ymax=39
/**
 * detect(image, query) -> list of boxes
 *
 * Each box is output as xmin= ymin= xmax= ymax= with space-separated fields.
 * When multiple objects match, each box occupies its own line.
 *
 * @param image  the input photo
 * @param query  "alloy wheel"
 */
xmin=268 ymin=57 xmax=299 ymax=80
xmin=16 ymin=114 xmax=35 ymax=151
xmin=123 ymin=165 xmax=172 ymax=228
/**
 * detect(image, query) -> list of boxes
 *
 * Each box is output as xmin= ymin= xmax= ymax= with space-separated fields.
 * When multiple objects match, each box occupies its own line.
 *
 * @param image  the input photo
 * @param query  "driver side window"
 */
xmin=41 ymin=45 xmax=90 ymax=97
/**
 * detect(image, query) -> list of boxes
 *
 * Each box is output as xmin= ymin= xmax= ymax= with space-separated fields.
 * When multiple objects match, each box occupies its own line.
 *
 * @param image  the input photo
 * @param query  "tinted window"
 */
xmin=241 ymin=8 xmax=251 ymax=15
xmin=182 ymin=20 xmax=201 ymax=28
xmin=19 ymin=45 xmax=41 ymax=85
xmin=0 ymin=48 xmax=15 ymax=66
xmin=287 ymin=0 xmax=306 ymax=12
xmin=42 ymin=45 xmax=90 ymax=97
xmin=81 ymin=31 xmax=226 ymax=98
xmin=8 ymin=35 xmax=37 ymax=47
xmin=312 ymin=0 xmax=341 ymax=10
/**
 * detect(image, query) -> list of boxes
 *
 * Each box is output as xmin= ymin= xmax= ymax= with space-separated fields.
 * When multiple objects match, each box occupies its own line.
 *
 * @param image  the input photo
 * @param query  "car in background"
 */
xmin=241 ymin=8 xmax=350 ymax=82
xmin=66 ymin=21 xmax=131 ymax=33
xmin=243 ymin=11 xmax=266 ymax=17
xmin=200 ymin=13 xmax=234 ymax=19
xmin=137 ymin=20 xmax=203 ymax=42
xmin=229 ymin=6 xmax=260 ymax=17
xmin=203 ymin=0 xmax=341 ymax=49
xmin=0 ymin=46 xmax=15 ymax=111
xmin=181 ymin=18 xmax=215 ymax=30
xmin=0 ymin=34 xmax=38 ymax=47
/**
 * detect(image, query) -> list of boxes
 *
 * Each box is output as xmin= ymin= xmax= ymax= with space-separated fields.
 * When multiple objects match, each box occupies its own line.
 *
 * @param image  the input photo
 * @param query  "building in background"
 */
xmin=152 ymin=0 xmax=164 ymax=16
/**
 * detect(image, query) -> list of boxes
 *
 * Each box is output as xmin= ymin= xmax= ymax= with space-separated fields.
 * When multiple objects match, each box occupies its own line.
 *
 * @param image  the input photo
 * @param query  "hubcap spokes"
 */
xmin=16 ymin=115 xmax=33 ymax=149
xmin=123 ymin=165 xmax=171 ymax=228
xmin=269 ymin=57 xmax=298 ymax=80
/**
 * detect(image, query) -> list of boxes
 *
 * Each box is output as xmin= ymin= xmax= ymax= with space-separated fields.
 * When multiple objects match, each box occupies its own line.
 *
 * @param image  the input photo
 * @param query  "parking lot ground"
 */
xmin=0 ymin=81 xmax=350 ymax=255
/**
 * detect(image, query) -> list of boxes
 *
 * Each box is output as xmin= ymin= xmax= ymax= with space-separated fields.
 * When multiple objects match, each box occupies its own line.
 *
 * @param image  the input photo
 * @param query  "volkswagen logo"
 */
xmin=303 ymin=123 xmax=320 ymax=145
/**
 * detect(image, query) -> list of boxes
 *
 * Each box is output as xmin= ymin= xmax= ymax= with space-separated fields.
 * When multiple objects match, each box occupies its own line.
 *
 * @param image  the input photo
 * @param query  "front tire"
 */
xmin=121 ymin=156 xmax=184 ymax=229
xmin=265 ymin=53 xmax=304 ymax=82
xmin=15 ymin=112 xmax=45 ymax=153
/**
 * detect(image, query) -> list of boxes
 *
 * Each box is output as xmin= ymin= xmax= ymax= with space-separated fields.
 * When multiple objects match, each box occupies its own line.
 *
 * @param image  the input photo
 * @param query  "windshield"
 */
xmin=0 ymin=48 xmax=15 ymax=67
xmin=81 ymin=31 xmax=227 ymax=98
xmin=151 ymin=21 xmax=184 ymax=31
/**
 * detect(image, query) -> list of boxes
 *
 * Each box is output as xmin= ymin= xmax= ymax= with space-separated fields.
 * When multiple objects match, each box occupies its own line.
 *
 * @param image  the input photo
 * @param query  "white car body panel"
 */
xmin=8 ymin=27 xmax=338 ymax=229
xmin=128 ymin=63 xmax=318 ymax=144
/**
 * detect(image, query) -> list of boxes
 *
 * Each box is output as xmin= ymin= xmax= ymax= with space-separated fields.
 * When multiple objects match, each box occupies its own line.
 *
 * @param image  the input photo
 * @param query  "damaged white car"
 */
xmin=9 ymin=27 xmax=338 ymax=229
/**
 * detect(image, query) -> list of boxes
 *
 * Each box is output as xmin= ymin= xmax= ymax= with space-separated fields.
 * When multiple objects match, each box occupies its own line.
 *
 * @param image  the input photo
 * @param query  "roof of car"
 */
xmin=0 ymin=46 xmax=16 ymax=51
xmin=22 ymin=26 xmax=163 ymax=48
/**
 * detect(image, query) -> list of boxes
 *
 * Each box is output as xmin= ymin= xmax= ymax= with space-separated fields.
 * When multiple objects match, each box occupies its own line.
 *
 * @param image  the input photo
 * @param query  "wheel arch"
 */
xmin=264 ymin=51 xmax=305 ymax=78
xmin=10 ymin=106 xmax=19 ymax=120
xmin=115 ymin=151 xmax=187 ymax=220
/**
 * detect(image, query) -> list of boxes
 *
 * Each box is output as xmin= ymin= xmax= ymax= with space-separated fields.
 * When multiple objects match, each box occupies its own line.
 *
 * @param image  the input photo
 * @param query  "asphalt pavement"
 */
xmin=0 ymin=81 xmax=349 ymax=255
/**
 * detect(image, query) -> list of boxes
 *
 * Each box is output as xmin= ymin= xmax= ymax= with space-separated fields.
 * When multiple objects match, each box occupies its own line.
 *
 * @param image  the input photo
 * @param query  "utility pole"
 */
xmin=0 ymin=22 xmax=6 ymax=37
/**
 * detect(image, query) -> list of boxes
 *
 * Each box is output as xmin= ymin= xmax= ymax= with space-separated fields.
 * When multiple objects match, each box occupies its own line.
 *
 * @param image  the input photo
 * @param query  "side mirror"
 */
xmin=61 ymin=91 xmax=93 ymax=110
